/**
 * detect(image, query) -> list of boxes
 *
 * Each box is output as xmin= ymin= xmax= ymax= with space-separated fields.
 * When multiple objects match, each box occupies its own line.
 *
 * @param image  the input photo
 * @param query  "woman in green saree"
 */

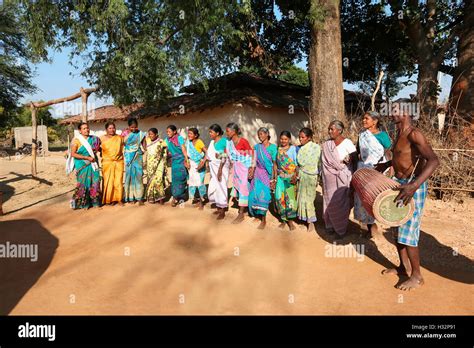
xmin=295 ymin=127 xmax=321 ymax=232
xmin=274 ymin=131 xmax=299 ymax=231
xmin=69 ymin=122 xmax=101 ymax=209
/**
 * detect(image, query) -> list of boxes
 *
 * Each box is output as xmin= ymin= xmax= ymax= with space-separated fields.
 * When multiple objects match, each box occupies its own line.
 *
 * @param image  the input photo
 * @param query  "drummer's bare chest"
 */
xmin=393 ymin=135 xmax=412 ymax=159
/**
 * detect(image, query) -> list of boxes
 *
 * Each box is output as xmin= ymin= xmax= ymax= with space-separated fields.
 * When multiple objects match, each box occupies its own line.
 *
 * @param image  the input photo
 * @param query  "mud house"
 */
xmin=60 ymin=72 xmax=371 ymax=145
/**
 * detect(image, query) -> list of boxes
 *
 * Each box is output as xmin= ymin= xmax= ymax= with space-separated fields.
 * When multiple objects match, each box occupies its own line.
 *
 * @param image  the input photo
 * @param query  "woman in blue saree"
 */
xmin=165 ymin=125 xmax=188 ymax=206
xmin=354 ymin=111 xmax=392 ymax=238
xmin=69 ymin=122 xmax=101 ymax=209
xmin=248 ymin=127 xmax=277 ymax=230
xmin=123 ymin=118 xmax=147 ymax=204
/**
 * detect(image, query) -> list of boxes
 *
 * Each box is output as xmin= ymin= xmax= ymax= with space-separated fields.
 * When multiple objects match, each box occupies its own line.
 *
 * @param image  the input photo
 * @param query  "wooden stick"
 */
xmin=428 ymin=187 xmax=474 ymax=192
xmin=433 ymin=148 xmax=474 ymax=152
xmin=371 ymin=71 xmax=384 ymax=111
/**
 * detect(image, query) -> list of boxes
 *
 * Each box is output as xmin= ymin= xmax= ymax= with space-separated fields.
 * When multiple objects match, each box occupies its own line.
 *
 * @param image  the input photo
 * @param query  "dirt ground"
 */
xmin=0 ymin=153 xmax=473 ymax=315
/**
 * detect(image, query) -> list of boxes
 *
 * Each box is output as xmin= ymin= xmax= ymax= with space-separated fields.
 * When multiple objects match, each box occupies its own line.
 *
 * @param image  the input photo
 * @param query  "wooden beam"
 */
xmin=32 ymin=88 xmax=96 ymax=109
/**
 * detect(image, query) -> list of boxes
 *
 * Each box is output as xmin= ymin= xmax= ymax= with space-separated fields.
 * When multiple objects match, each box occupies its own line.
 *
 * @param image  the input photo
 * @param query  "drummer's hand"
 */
xmin=393 ymin=183 xmax=417 ymax=206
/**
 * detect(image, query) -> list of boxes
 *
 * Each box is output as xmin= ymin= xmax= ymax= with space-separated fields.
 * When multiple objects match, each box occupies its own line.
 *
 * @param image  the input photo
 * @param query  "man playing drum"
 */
xmin=375 ymin=107 xmax=439 ymax=290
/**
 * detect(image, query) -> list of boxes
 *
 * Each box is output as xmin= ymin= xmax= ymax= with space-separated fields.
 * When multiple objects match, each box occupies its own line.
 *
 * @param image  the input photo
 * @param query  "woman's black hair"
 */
xmin=226 ymin=122 xmax=241 ymax=135
xmin=148 ymin=127 xmax=158 ymax=135
xmin=299 ymin=127 xmax=313 ymax=138
xmin=78 ymin=122 xmax=88 ymax=130
xmin=280 ymin=130 xmax=292 ymax=139
xmin=188 ymin=127 xmax=199 ymax=138
xmin=257 ymin=127 xmax=270 ymax=140
xmin=209 ymin=123 xmax=223 ymax=136
xmin=128 ymin=118 xmax=138 ymax=127
xmin=167 ymin=124 xmax=177 ymax=132
xmin=105 ymin=121 xmax=116 ymax=130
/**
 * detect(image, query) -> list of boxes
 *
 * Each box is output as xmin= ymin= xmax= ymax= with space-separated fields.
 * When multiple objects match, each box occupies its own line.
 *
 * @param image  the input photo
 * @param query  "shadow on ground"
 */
xmin=0 ymin=219 xmax=59 ymax=314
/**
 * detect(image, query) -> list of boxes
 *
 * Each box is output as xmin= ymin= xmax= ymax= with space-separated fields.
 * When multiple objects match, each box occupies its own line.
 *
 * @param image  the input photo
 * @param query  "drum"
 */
xmin=351 ymin=168 xmax=415 ymax=227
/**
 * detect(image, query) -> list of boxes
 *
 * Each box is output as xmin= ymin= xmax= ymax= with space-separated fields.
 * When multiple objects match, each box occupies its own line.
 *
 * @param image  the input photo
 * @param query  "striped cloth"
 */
xmin=393 ymin=177 xmax=428 ymax=247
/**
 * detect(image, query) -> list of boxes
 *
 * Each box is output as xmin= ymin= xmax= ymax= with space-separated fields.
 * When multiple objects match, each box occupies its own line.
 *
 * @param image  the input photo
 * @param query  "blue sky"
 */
xmin=21 ymin=47 xmax=453 ymax=119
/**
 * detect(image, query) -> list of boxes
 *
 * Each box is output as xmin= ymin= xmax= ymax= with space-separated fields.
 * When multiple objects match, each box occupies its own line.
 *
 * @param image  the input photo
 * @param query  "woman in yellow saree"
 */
xmin=100 ymin=122 xmax=124 ymax=205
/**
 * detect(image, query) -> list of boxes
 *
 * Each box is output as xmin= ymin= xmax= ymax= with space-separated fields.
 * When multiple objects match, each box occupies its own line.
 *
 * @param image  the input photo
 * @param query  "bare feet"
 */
xmin=288 ymin=221 xmax=296 ymax=231
xmin=118 ymin=202 xmax=125 ymax=206
xmin=257 ymin=221 xmax=266 ymax=230
xmin=216 ymin=211 xmax=225 ymax=220
xmin=307 ymin=223 xmax=315 ymax=233
xmin=382 ymin=266 xmax=408 ymax=277
xmin=213 ymin=210 xmax=220 ymax=215
xmin=278 ymin=222 xmax=286 ymax=230
xmin=232 ymin=213 xmax=245 ymax=224
xmin=138 ymin=201 xmax=145 ymax=206
xmin=397 ymin=276 xmax=424 ymax=291
xmin=198 ymin=201 xmax=204 ymax=210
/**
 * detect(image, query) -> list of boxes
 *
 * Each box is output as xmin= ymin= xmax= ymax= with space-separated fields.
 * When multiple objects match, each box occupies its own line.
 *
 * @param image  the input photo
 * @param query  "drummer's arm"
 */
xmin=374 ymin=160 xmax=392 ymax=173
xmin=349 ymin=151 xmax=358 ymax=172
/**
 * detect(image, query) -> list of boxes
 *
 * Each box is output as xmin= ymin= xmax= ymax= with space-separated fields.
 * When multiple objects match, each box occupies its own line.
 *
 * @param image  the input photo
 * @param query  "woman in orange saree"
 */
xmin=100 ymin=122 xmax=125 ymax=205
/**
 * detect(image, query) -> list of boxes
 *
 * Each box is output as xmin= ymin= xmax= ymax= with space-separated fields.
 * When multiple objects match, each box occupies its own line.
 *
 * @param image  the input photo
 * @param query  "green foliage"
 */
xmin=239 ymin=64 xmax=309 ymax=87
xmin=0 ymin=104 xmax=55 ymax=129
xmin=341 ymin=0 xmax=463 ymax=98
xmin=275 ymin=65 xmax=309 ymax=87
xmin=14 ymin=0 xmax=312 ymax=104
xmin=16 ymin=0 xmax=245 ymax=105
xmin=0 ymin=2 xmax=37 ymax=120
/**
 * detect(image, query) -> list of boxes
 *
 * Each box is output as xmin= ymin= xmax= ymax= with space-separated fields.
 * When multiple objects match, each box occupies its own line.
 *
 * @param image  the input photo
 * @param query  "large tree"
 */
xmin=307 ymin=0 xmax=345 ymax=140
xmin=341 ymin=0 xmax=415 ymax=99
xmin=386 ymin=0 xmax=464 ymax=122
xmin=0 ymin=2 xmax=37 ymax=127
xmin=16 ymin=0 xmax=244 ymax=105
xmin=448 ymin=0 xmax=473 ymax=133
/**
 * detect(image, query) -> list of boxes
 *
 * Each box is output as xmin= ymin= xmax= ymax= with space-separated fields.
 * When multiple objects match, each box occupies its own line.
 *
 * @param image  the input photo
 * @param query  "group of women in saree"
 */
xmin=69 ymin=112 xmax=391 ymax=237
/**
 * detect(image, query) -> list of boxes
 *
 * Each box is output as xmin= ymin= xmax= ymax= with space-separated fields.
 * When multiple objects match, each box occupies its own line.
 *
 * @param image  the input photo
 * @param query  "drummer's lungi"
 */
xmin=392 ymin=177 xmax=428 ymax=247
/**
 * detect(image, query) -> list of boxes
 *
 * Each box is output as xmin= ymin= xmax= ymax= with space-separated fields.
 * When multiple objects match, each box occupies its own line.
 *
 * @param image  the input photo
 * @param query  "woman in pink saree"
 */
xmin=225 ymin=122 xmax=253 ymax=224
xmin=321 ymin=120 xmax=357 ymax=239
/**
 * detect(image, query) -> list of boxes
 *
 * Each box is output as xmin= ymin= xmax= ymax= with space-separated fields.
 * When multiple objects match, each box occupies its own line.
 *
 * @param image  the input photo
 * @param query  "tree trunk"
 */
xmin=308 ymin=0 xmax=345 ymax=142
xmin=417 ymin=63 xmax=439 ymax=124
xmin=31 ymin=105 xmax=37 ymax=177
xmin=448 ymin=0 xmax=473 ymax=145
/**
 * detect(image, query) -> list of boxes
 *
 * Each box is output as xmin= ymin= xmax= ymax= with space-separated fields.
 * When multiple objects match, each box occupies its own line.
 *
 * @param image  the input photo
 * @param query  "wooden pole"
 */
xmin=80 ymin=87 xmax=89 ymax=122
xmin=30 ymin=103 xmax=37 ymax=176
